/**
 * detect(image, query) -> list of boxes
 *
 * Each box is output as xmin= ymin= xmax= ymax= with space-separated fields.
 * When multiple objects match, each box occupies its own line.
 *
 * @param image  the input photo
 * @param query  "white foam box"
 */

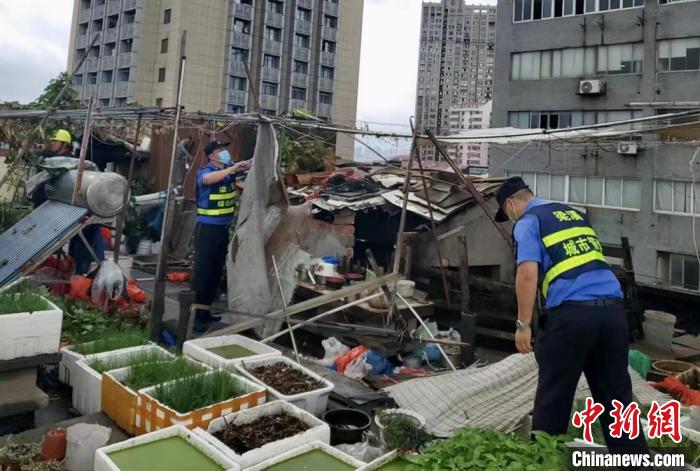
xmin=0 ymin=295 xmax=62 ymax=361
xmin=235 ymin=356 xmax=334 ymax=417
xmin=59 ymin=338 xmax=151 ymax=386
xmin=183 ymin=334 xmax=280 ymax=369
xmin=72 ymin=344 xmax=173 ymax=415
xmin=195 ymin=400 xmax=331 ymax=468
xmin=358 ymin=450 xmax=408 ymax=470
xmin=94 ymin=424 xmax=240 ymax=471
xmin=245 ymin=440 xmax=364 ymax=471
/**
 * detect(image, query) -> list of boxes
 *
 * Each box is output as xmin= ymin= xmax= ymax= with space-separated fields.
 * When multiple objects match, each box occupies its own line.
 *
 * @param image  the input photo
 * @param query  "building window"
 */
xmin=659 ymin=0 xmax=700 ymax=4
xmin=124 ymin=10 xmax=135 ymax=24
xmin=323 ymin=15 xmax=338 ymax=28
xmin=322 ymin=40 xmax=336 ymax=53
xmin=658 ymin=252 xmax=700 ymax=290
xmin=266 ymin=26 xmax=282 ymax=42
xmin=121 ymin=39 xmax=133 ymax=53
xmin=158 ymin=67 xmax=166 ymax=82
xmin=156 ymin=98 xmax=163 ymax=107
xmin=73 ymin=74 xmax=83 ymax=86
xmin=508 ymin=110 xmax=643 ymax=129
xmin=514 ymin=0 xmax=643 ymax=22
xmin=261 ymin=81 xmax=278 ymax=96
xmin=267 ymin=0 xmax=284 ymax=14
xmin=87 ymin=72 xmax=98 ymax=85
xmin=114 ymin=97 xmax=127 ymax=107
xmin=320 ymin=66 xmax=335 ymax=79
xmin=101 ymin=70 xmax=113 ymax=83
xmin=296 ymin=7 xmax=312 ymax=21
xmin=117 ymin=68 xmax=130 ymax=82
xmin=232 ymin=47 xmax=249 ymax=62
xmin=511 ymin=43 xmax=643 ymax=80
xmin=163 ymin=9 xmax=171 ymax=24
xmin=294 ymin=60 xmax=309 ymax=74
xmin=658 ymin=37 xmax=700 ymax=72
xmin=161 ymin=38 xmax=168 ymax=54
xmin=508 ymin=171 xmax=641 ymax=210
xmin=319 ymin=92 xmax=333 ymax=105
xmin=291 ymin=87 xmax=306 ymax=100
xmin=654 ymin=180 xmax=700 ymax=215
xmin=263 ymin=54 xmax=280 ymax=69
xmin=104 ymin=42 xmax=116 ymax=56
xmin=230 ymin=76 xmax=247 ymax=91
xmin=228 ymin=105 xmax=245 ymax=114
xmin=295 ymin=34 xmax=310 ymax=48
xmin=99 ymin=98 xmax=111 ymax=107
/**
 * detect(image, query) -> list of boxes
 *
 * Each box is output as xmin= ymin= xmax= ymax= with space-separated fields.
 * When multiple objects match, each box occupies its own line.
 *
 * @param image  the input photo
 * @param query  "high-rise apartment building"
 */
xmin=447 ymin=100 xmax=491 ymax=169
xmin=415 ymin=0 xmax=496 ymax=163
xmin=491 ymin=0 xmax=700 ymax=292
xmin=66 ymin=0 xmax=363 ymax=158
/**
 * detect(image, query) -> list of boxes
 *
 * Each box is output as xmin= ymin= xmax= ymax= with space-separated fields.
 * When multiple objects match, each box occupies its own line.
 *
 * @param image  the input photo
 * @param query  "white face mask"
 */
xmin=506 ymin=200 xmax=518 ymax=223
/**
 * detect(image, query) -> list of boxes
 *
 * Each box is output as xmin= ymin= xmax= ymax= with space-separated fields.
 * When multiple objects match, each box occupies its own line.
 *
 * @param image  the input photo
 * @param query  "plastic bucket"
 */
xmin=65 ymin=423 xmax=111 ymax=471
xmin=323 ymin=408 xmax=371 ymax=445
xmin=643 ymin=310 xmax=676 ymax=351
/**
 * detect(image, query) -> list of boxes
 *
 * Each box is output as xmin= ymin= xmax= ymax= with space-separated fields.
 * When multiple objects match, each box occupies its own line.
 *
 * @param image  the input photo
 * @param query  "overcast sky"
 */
xmin=0 ymin=0 xmax=429 ymax=130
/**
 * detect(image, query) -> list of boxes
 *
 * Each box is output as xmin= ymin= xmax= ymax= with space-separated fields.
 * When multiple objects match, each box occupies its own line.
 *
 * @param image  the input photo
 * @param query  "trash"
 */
xmin=344 ymin=352 xmax=373 ymax=379
xmin=90 ymin=260 xmax=125 ymax=306
xmin=628 ymin=349 xmax=651 ymax=379
xmin=320 ymin=337 xmax=350 ymax=367
xmin=335 ymin=440 xmax=384 ymax=463
xmin=336 ymin=346 xmax=369 ymax=375
xmin=65 ymin=423 xmax=111 ymax=471
xmin=365 ymin=350 xmax=393 ymax=376
xmin=68 ymin=276 xmax=93 ymax=301
xmin=652 ymin=375 xmax=700 ymax=406
xmin=166 ymin=272 xmax=191 ymax=282
xmin=125 ymin=279 xmax=146 ymax=303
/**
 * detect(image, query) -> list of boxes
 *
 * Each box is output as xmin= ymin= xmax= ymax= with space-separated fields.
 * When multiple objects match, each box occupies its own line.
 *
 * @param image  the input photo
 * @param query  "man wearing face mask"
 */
xmin=193 ymin=140 xmax=246 ymax=332
xmin=494 ymin=176 xmax=647 ymax=455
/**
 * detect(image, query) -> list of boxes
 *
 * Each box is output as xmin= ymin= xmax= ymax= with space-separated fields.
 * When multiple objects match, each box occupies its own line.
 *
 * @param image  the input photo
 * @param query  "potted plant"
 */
xmin=235 ymin=356 xmax=334 ymax=417
xmin=0 ymin=442 xmax=41 ymax=471
xmin=374 ymin=409 xmax=427 ymax=449
xmin=279 ymin=134 xmax=334 ymax=185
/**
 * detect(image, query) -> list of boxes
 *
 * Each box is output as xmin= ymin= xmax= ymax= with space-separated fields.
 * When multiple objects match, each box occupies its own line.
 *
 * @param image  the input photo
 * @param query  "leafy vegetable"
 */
xmin=123 ymin=357 xmax=207 ymax=391
xmin=648 ymin=435 xmax=700 ymax=466
xmin=88 ymin=349 xmax=170 ymax=374
xmin=152 ymin=371 xmax=250 ymax=414
xmin=0 ymin=292 xmax=50 ymax=315
xmin=382 ymin=414 xmax=432 ymax=451
xmin=73 ymin=327 xmax=149 ymax=355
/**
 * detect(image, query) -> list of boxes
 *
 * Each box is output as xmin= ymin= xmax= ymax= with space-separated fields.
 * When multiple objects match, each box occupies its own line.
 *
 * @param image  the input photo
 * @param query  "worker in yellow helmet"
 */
xmin=43 ymin=129 xmax=74 ymax=157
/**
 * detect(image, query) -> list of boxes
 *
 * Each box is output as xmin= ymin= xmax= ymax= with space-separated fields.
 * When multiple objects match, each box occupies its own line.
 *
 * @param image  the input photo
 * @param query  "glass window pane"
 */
xmin=670 ymin=254 xmax=683 ymax=286
xmin=684 ymin=257 xmax=699 ymax=290
xmin=537 ymin=173 xmax=550 ymax=199
xmin=584 ymin=47 xmax=596 ymax=75
xmin=515 ymin=0 xmax=524 ymax=20
xmin=541 ymin=51 xmax=552 ymax=78
xmin=695 ymin=183 xmax=700 ymax=214
xmin=512 ymin=54 xmax=521 ymax=79
xmin=562 ymin=48 xmax=576 ymax=76
xmin=522 ymin=172 xmax=536 ymax=189
xmin=519 ymin=111 xmax=530 ymax=128
xmin=605 ymin=178 xmax=623 ymax=207
xmin=570 ymin=176 xmax=586 ymax=203
xmin=542 ymin=0 xmax=553 ymax=17
xmin=551 ymin=175 xmax=566 ymax=201
xmin=585 ymin=0 xmax=596 ymax=11
xmin=524 ymin=0 xmax=533 ymax=19
xmin=564 ymin=0 xmax=574 ymax=14
xmin=622 ymin=179 xmax=641 ymax=209
xmin=597 ymin=46 xmax=608 ymax=73
xmin=674 ymin=182 xmax=689 ymax=213
xmin=656 ymin=180 xmax=673 ymax=211
xmin=552 ymin=50 xmax=562 ymax=77
xmin=587 ymin=177 xmax=604 ymax=205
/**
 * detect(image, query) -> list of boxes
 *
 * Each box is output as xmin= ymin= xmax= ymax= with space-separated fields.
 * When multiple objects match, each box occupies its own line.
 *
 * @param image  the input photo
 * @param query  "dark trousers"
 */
xmin=533 ymin=302 xmax=648 ymax=454
xmin=192 ymin=223 xmax=229 ymax=311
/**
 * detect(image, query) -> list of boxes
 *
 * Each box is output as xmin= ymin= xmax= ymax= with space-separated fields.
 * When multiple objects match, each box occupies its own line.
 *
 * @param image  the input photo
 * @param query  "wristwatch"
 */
xmin=515 ymin=320 xmax=530 ymax=331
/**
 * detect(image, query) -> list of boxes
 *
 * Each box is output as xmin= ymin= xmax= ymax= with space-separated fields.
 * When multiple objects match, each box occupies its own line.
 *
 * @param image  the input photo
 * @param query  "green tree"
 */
xmin=30 ymin=72 xmax=81 ymax=110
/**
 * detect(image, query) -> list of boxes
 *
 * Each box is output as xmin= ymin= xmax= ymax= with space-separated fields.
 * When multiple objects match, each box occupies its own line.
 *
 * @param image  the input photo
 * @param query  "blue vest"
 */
xmin=521 ymin=202 xmax=612 ymax=299
xmin=196 ymin=169 xmax=237 ymax=226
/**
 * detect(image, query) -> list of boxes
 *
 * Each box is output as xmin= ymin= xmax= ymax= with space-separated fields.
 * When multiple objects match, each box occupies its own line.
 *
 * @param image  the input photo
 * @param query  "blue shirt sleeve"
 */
xmin=514 ymin=214 xmax=543 ymax=266
xmin=196 ymin=167 xmax=212 ymax=188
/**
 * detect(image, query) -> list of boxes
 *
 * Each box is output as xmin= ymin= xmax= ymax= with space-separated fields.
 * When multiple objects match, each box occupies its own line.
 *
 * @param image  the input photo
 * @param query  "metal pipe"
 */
xmin=396 ymin=292 xmax=457 ymax=371
xmin=271 ymin=255 xmax=301 ymax=364
xmin=71 ymin=97 xmax=94 ymax=206
xmin=261 ymin=292 xmax=382 ymax=344
xmin=113 ymin=114 xmax=143 ymax=263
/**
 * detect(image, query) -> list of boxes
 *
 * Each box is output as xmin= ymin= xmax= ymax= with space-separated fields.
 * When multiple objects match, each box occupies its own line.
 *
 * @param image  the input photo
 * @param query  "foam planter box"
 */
xmin=0 ymin=295 xmax=62 ymax=361
xmin=235 ymin=356 xmax=334 ymax=417
xmin=137 ymin=370 xmax=267 ymax=435
xmin=60 ymin=338 xmax=151 ymax=386
xmin=196 ymin=400 xmax=331 ymax=468
xmin=183 ymin=334 xmax=280 ymax=369
xmin=94 ymin=424 xmax=239 ymax=471
xmin=102 ymin=357 xmax=211 ymax=436
xmin=245 ymin=440 xmax=364 ymax=471
xmin=358 ymin=450 xmax=416 ymax=470
xmin=72 ymin=344 xmax=172 ymax=415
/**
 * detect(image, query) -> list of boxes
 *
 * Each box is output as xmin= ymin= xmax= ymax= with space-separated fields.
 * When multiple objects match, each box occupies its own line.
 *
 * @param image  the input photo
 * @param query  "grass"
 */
xmin=73 ymin=327 xmax=149 ymax=355
xmin=0 ymin=292 xmax=51 ymax=315
xmin=89 ymin=349 xmax=171 ymax=374
xmin=123 ymin=357 xmax=208 ymax=391
xmin=152 ymin=371 xmax=251 ymax=414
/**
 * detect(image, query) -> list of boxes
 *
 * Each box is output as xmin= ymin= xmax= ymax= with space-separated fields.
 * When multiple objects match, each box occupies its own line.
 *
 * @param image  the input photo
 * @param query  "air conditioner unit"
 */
xmin=578 ymin=79 xmax=606 ymax=95
xmin=617 ymin=142 xmax=639 ymax=155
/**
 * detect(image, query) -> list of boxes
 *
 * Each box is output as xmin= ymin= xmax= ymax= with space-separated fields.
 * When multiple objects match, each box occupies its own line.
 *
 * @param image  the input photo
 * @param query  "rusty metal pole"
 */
xmin=71 ymin=97 xmax=94 ymax=206
xmin=113 ymin=114 xmax=143 ymax=263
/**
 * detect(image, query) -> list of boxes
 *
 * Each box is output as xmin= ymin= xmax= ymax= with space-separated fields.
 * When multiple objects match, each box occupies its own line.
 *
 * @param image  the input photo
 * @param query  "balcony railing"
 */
xmin=295 ymin=19 xmax=311 ymax=35
xmin=228 ymin=90 xmax=247 ymax=105
xmin=121 ymin=23 xmax=135 ymax=38
xmin=117 ymin=52 xmax=135 ymax=67
xmin=324 ymin=0 xmax=339 ymax=16
xmin=233 ymin=3 xmax=253 ymax=20
xmin=104 ymin=28 xmax=119 ymax=43
xmin=261 ymin=67 xmax=281 ymax=82
xmin=289 ymin=99 xmax=308 ymax=111
xmin=93 ymin=4 xmax=105 ymax=17
xmin=263 ymin=38 xmax=282 ymax=55
xmin=230 ymin=61 xmax=248 ymax=77
xmin=87 ymin=57 xmax=100 ymax=72
xmin=322 ymin=26 xmax=337 ymax=41
xmin=265 ymin=11 xmax=284 ymax=28
xmin=259 ymin=95 xmax=279 ymax=111
xmin=123 ymin=0 xmax=138 ymax=10
xmin=320 ymin=51 xmax=335 ymax=66
xmin=291 ymin=73 xmax=308 ymax=88
xmin=232 ymin=31 xmax=252 ymax=49
xmin=76 ymin=34 xmax=88 ymax=49
xmin=293 ymin=45 xmax=310 ymax=61
xmin=101 ymin=54 xmax=116 ymax=69
xmin=318 ymin=77 xmax=334 ymax=91
xmin=98 ymin=83 xmax=114 ymax=98
xmin=297 ymin=0 xmax=313 ymax=8
xmin=114 ymin=81 xmax=134 ymax=97
xmin=317 ymin=102 xmax=332 ymax=117
xmin=107 ymin=0 xmax=120 ymax=15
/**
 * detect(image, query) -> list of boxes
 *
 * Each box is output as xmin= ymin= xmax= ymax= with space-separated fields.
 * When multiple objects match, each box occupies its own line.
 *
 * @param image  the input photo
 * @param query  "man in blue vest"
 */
xmin=193 ymin=140 xmax=246 ymax=333
xmin=495 ymin=176 xmax=647 ymax=454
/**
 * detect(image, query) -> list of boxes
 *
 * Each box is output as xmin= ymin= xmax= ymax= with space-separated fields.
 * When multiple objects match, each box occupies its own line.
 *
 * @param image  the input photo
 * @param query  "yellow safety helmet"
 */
xmin=51 ymin=129 xmax=72 ymax=144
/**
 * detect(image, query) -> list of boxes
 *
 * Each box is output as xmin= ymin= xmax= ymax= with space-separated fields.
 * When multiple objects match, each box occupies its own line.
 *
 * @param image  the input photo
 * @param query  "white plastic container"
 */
xmin=396 ymin=280 xmax=416 ymax=298
xmin=644 ymin=310 xmax=676 ymax=351
xmin=66 ymin=423 xmax=111 ymax=471
xmin=235 ymin=356 xmax=334 ymax=417
xmin=245 ymin=440 xmax=364 ymax=471
xmin=196 ymin=400 xmax=331 ymax=469
xmin=183 ymin=334 xmax=281 ymax=369
xmin=72 ymin=344 xmax=172 ymax=415
xmin=94 ymin=424 xmax=240 ymax=471
xmin=0 ymin=295 xmax=62 ymax=360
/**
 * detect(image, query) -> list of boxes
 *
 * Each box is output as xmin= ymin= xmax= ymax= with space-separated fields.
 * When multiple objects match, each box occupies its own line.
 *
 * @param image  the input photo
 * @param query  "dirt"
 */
xmin=216 ymin=413 xmax=309 ymax=453
xmin=248 ymin=363 xmax=325 ymax=395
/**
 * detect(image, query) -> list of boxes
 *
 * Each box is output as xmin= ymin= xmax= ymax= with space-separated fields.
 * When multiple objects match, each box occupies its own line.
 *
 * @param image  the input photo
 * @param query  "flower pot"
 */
xmin=284 ymin=175 xmax=298 ymax=186
xmin=41 ymin=428 xmax=67 ymax=461
xmin=296 ymin=173 xmax=313 ymax=185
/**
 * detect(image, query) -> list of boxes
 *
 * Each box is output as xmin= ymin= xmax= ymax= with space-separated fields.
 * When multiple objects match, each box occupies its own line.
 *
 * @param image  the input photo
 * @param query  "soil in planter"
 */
xmin=107 ymin=436 xmax=223 ymax=471
xmin=262 ymin=449 xmax=354 ymax=471
xmin=248 ymin=363 xmax=324 ymax=395
xmin=207 ymin=344 xmax=256 ymax=360
xmin=215 ymin=413 xmax=310 ymax=454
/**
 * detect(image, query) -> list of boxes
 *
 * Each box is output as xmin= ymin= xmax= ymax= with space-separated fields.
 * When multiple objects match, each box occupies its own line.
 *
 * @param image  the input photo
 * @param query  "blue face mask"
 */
xmin=217 ymin=150 xmax=232 ymax=167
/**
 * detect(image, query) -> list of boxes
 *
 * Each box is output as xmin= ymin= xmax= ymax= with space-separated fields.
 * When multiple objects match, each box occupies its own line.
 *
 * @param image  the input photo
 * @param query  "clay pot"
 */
xmin=41 ymin=428 xmax=67 ymax=462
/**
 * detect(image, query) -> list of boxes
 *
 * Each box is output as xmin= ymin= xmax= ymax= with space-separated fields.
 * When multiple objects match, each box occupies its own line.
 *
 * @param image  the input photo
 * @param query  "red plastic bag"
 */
xmin=68 ymin=275 xmax=93 ymax=301
xmin=166 ymin=272 xmax=191 ymax=282
xmin=126 ymin=279 xmax=146 ymax=303
xmin=335 ymin=346 xmax=369 ymax=375
xmin=653 ymin=376 xmax=700 ymax=406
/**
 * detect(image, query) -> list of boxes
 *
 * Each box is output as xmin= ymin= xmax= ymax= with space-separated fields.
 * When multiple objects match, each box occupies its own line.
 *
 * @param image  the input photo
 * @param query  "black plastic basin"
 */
xmin=323 ymin=408 xmax=372 ymax=445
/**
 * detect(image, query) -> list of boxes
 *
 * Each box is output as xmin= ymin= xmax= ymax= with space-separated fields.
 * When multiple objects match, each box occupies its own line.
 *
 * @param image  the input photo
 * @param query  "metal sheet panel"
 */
xmin=0 ymin=201 xmax=88 ymax=286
